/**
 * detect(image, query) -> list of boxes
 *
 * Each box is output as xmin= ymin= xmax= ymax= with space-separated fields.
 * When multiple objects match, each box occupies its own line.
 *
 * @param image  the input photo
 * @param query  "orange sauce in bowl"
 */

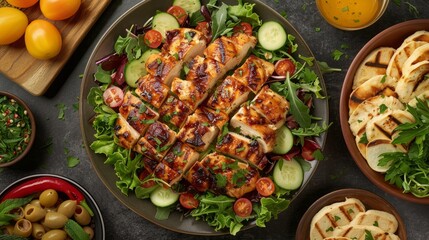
xmin=316 ymin=0 xmax=382 ymax=29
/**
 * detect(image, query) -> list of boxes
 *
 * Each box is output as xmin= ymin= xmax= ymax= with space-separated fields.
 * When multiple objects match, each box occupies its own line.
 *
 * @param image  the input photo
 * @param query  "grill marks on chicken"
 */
xmin=112 ymin=28 xmax=290 ymax=197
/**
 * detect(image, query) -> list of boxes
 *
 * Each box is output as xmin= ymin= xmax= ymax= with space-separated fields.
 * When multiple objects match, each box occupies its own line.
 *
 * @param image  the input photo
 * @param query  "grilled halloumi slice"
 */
xmin=184 ymin=161 xmax=213 ymax=192
xmin=349 ymin=75 xmax=398 ymax=116
xmin=134 ymin=121 xmax=177 ymax=160
xmin=365 ymin=139 xmax=407 ymax=173
xmin=331 ymin=225 xmax=400 ymax=240
xmin=408 ymin=90 xmax=429 ymax=107
xmin=386 ymin=41 xmax=427 ymax=80
xmin=232 ymin=55 xmax=275 ymax=93
xmin=310 ymin=198 xmax=366 ymax=240
xmin=153 ymin=162 xmax=182 ymax=186
xmin=186 ymin=55 xmax=226 ymax=91
xmin=396 ymin=60 xmax=429 ymax=103
xmin=251 ymin=86 xmax=289 ymax=129
xmin=114 ymin=114 xmax=140 ymax=149
xmin=162 ymin=28 xmax=207 ymax=62
xmin=193 ymin=106 xmax=229 ymax=130
xmin=230 ymin=104 xmax=276 ymax=153
xmin=365 ymin=110 xmax=414 ymax=143
xmin=177 ymin=112 xmax=219 ymax=152
xmin=350 ymin=210 xmax=399 ymax=234
xmin=348 ymin=95 xmax=404 ymax=136
xmin=353 ymin=47 xmax=395 ymax=89
xmin=135 ymin=75 xmax=169 ymax=109
xmin=403 ymin=30 xmax=429 ymax=44
xmin=401 ymin=43 xmax=429 ymax=70
xmin=158 ymin=95 xmax=192 ymax=131
xmin=119 ymin=91 xmax=159 ymax=135
xmin=162 ymin=141 xmax=199 ymax=176
xmin=216 ymin=132 xmax=267 ymax=170
xmin=206 ymin=76 xmax=251 ymax=114
xmin=171 ymin=77 xmax=208 ymax=111
xmin=145 ymin=53 xmax=182 ymax=86
xmin=204 ymin=33 xmax=257 ymax=71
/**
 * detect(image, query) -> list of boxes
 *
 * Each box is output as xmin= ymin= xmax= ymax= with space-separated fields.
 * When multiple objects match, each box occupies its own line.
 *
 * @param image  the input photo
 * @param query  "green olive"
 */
xmin=41 ymin=229 xmax=67 ymax=240
xmin=32 ymin=223 xmax=45 ymax=239
xmin=30 ymin=199 xmax=42 ymax=208
xmin=57 ymin=200 xmax=77 ymax=218
xmin=74 ymin=205 xmax=91 ymax=226
xmin=12 ymin=207 xmax=25 ymax=220
xmin=83 ymin=226 xmax=94 ymax=240
xmin=2 ymin=225 xmax=14 ymax=235
xmin=24 ymin=204 xmax=46 ymax=222
xmin=39 ymin=189 xmax=59 ymax=208
xmin=41 ymin=212 xmax=68 ymax=229
xmin=13 ymin=219 xmax=32 ymax=237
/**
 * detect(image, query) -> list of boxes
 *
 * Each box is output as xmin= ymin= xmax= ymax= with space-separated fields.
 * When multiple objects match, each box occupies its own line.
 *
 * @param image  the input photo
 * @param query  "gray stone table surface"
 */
xmin=1 ymin=0 xmax=428 ymax=239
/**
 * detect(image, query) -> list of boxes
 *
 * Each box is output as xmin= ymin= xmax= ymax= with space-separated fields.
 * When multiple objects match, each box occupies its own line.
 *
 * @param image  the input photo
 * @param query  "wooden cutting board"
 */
xmin=0 ymin=0 xmax=111 ymax=96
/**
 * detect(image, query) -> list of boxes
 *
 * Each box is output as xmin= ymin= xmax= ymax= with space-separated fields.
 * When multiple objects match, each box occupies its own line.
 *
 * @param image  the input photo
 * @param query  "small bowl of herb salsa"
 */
xmin=0 ymin=91 xmax=36 ymax=167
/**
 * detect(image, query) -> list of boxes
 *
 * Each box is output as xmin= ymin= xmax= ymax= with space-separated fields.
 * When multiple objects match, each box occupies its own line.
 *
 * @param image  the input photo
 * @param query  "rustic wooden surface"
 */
xmin=0 ymin=0 xmax=111 ymax=96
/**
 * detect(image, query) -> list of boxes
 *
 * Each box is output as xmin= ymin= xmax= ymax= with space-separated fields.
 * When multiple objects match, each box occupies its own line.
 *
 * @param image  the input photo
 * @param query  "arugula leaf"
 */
xmin=210 ymin=3 xmax=230 ymax=42
xmin=285 ymin=75 xmax=311 ymax=128
xmin=317 ymin=61 xmax=342 ymax=74
xmin=292 ymin=122 xmax=331 ymax=144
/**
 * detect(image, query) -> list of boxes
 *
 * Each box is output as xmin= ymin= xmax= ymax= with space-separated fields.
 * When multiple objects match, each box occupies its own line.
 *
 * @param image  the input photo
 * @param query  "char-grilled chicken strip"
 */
xmin=193 ymin=106 xmax=229 ymax=130
xmin=230 ymin=103 xmax=276 ymax=153
xmin=184 ymin=161 xmax=213 ymax=192
xmin=186 ymin=55 xmax=227 ymax=91
xmin=232 ymin=55 xmax=275 ymax=93
xmin=177 ymin=112 xmax=219 ymax=152
xmin=171 ymin=77 xmax=208 ymax=111
xmin=135 ymin=75 xmax=169 ymax=109
xmin=216 ymin=132 xmax=268 ymax=170
xmin=162 ymin=141 xmax=199 ymax=177
xmin=119 ymin=91 xmax=159 ymax=135
xmin=250 ymin=86 xmax=290 ymax=130
xmin=153 ymin=162 xmax=182 ymax=186
xmin=158 ymin=95 xmax=192 ymax=131
xmin=114 ymin=114 xmax=140 ymax=149
xmin=163 ymin=28 xmax=207 ymax=63
xmin=200 ymin=153 xmax=260 ymax=198
xmin=145 ymin=53 xmax=182 ymax=86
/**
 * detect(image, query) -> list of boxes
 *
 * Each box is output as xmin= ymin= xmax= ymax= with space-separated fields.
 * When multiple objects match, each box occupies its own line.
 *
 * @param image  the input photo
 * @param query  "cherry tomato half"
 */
xmin=274 ymin=58 xmax=296 ymax=76
xmin=6 ymin=0 xmax=38 ymax=8
xmin=195 ymin=21 xmax=211 ymax=42
xmin=233 ymin=198 xmax=252 ymax=218
xmin=40 ymin=0 xmax=81 ymax=20
xmin=0 ymin=7 xmax=28 ymax=45
xmin=143 ymin=29 xmax=163 ymax=48
xmin=179 ymin=193 xmax=199 ymax=209
xmin=103 ymin=86 xmax=124 ymax=108
xmin=301 ymin=139 xmax=321 ymax=161
xmin=25 ymin=19 xmax=62 ymax=60
xmin=167 ymin=5 xmax=188 ymax=26
xmin=256 ymin=177 xmax=275 ymax=197
xmin=233 ymin=22 xmax=253 ymax=36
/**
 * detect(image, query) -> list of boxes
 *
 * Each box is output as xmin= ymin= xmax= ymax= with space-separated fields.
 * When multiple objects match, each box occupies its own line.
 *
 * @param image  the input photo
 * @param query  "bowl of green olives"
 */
xmin=0 ymin=174 xmax=105 ymax=240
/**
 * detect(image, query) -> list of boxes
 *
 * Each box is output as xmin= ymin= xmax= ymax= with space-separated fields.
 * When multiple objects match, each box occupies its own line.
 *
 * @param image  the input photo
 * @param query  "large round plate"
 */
xmin=339 ymin=19 xmax=429 ymax=204
xmin=80 ymin=0 xmax=328 ymax=235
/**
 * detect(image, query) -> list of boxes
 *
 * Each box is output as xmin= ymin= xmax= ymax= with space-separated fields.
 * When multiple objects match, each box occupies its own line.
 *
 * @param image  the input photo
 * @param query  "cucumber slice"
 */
xmin=124 ymin=49 xmax=160 ymax=87
xmin=257 ymin=21 xmax=287 ymax=51
xmin=173 ymin=0 xmax=201 ymax=13
xmin=150 ymin=187 xmax=179 ymax=207
xmin=152 ymin=12 xmax=180 ymax=40
xmin=273 ymin=158 xmax=303 ymax=190
xmin=273 ymin=126 xmax=294 ymax=154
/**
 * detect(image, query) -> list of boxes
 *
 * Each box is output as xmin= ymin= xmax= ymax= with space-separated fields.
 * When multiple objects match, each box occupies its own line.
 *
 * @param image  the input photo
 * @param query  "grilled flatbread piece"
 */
xmin=310 ymin=198 xmax=365 ymax=240
xmin=350 ymin=210 xmax=399 ymax=233
xmin=353 ymin=47 xmax=395 ymax=89
xmin=396 ymin=60 xmax=429 ymax=103
xmin=331 ymin=225 xmax=400 ymax=240
xmin=403 ymin=30 xmax=429 ymax=44
xmin=349 ymin=75 xmax=397 ymax=115
xmin=401 ymin=43 xmax=429 ymax=70
xmin=386 ymin=41 xmax=427 ymax=80
xmin=349 ymin=96 xmax=404 ymax=136
xmin=365 ymin=139 xmax=407 ymax=173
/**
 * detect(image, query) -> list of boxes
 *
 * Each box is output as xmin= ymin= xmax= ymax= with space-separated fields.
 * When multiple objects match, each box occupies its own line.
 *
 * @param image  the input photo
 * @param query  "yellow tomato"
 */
xmin=25 ymin=20 xmax=62 ymax=60
xmin=40 ymin=0 xmax=81 ymax=20
xmin=0 ymin=7 xmax=28 ymax=45
xmin=6 ymin=0 xmax=39 ymax=8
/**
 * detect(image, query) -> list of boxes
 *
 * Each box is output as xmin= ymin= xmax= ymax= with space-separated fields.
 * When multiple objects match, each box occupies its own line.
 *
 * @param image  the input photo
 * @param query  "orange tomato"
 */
xmin=6 ymin=0 xmax=39 ymax=8
xmin=0 ymin=7 xmax=28 ymax=45
xmin=40 ymin=0 xmax=81 ymax=20
xmin=25 ymin=19 xmax=62 ymax=60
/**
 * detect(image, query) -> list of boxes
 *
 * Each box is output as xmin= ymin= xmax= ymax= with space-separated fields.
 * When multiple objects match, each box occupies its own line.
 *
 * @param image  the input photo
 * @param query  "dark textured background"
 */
xmin=1 ymin=0 xmax=428 ymax=239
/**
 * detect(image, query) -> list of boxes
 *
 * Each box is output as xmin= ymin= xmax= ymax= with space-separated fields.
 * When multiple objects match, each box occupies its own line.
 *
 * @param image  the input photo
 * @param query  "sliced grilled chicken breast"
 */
xmin=310 ymin=198 xmax=366 ymax=240
xmin=142 ymin=156 xmax=159 ymax=173
xmin=144 ymin=121 xmax=176 ymax=156
xmin=349 ymin=75 xmax=398 ymax=115
xmin=365 ymin=139 xmax=407 ymax=173
xmin=114 ymin=114 xmax=140 ymax=149
xmin=171 ymin=77 xmax=209 ymax=111
xmin=250 ymin=85 xmax=289 ymax=129
xmin=158 ymin=95 xmax=192 ymax=131
xmin=215 ymin=132 xmax=267 ymax=170
xmin=134 ymin=137 xmax=163 ymax=160
xmin=184 ymin=161 xmax=213 ymax=192
xmin=230 ymin=104 xmax=276 ymax=153
xmin=232 ymin=55 xmax=275 ymax=93
xmin=193 ymin=106 xmax=229 ymax=130
xmin=186 ymin=55 xmax=227 ymax=91
xmin=353 ymin=47 xmax=395 ymax=89
xmin=396 ymin=60 xmax=429 ymax=103
xmin=206 ymin=76 xmax=252 ymax=114
xmin=386 ymin=41 xmax=427 ymax=80
xmin=162 ymin=141 xmax=199 ymax=177
xmin=145 ymin=53 xmax=183 ymax=86
xmin=163 ymin=28 xmax=207 ymax=62
xmin=350 ymin=210 xmax=399 ymax=233
xmin=119 ymin=91 xmax=159 ymax=135
xmin=177 ymin=112 xmax=219 ymax=152
xmin=323 ymin=237 xmax=352 ymax=240
xmin=331 ymin=225 xmax=400 ymax=240
xmin=135 ymin=75 xmax=169 ymax=109
xmin=153 ymin=162 xmax=182 ymax=186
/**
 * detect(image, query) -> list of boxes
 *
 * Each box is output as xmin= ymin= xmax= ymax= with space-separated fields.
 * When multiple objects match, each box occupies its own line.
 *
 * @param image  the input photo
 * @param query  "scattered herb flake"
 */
xmin=56 ymin=103 xmax=67 ymax=121
xmin=67 ymin=156 xmax=80 ymax=168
